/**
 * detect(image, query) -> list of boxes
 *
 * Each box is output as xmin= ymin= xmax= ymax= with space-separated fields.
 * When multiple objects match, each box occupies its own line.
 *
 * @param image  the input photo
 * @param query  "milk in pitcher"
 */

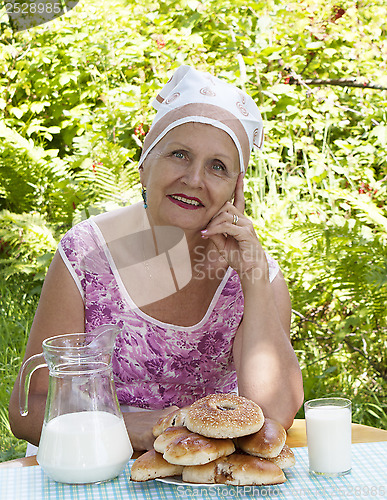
xmin=37 ymin=411 xmax=133 ymax=483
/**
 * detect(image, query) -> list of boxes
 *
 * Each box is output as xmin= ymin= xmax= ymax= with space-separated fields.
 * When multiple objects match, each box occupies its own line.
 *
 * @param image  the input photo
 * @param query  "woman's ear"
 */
xmin=138 ymin=164 xmax=145 ymax=185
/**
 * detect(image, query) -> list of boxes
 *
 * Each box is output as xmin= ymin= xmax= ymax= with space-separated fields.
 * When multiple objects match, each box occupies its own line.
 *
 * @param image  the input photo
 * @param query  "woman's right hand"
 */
xmin=122 ymin=406 xmax=179 ymax=451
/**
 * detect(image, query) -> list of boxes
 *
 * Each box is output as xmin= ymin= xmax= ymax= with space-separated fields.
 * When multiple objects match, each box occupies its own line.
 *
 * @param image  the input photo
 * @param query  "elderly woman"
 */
xmin=9 ymin=66 xmax=303 ymax=452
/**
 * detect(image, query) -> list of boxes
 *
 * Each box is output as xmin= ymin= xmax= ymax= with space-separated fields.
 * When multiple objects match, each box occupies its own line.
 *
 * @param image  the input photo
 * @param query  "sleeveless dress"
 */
xmin=58 ymin=218 xmax=280 ymax=410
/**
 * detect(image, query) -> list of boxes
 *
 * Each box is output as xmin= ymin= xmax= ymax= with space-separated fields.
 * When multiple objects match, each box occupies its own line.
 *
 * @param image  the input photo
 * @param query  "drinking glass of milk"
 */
xmin=19 ymin=325 xmax=133 ymax=484
xmin=304 ymin=397 xmax=352 ymax=476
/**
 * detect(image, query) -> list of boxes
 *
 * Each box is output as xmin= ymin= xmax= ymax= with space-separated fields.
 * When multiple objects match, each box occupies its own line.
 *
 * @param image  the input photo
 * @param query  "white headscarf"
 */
xmin=138 ymin=65 xmax=264 ymax=173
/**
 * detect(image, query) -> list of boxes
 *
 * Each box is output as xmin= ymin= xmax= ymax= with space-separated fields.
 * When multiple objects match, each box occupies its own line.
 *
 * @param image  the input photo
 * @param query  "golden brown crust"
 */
xmin=185 ymin=394 xmax=264 ymax=439
xmin=153 ymin=426 xmax=192 ymax=454
xmin=267 ymin=445 xmax=296 ymax=469
xmin=152 ymin=406 xmax=190 ymax=437
xmin=182 ymin=453 xmax=286 ymax=485
xmin=236 ymin=418 xmax=287 ymax=458
xmin=163 ymin=432 xmax=235 ymax=466
xmin=182 ymin=461 xmax=216 ymax=484
xmin=130 ymin=449 xmax=183 ymax=482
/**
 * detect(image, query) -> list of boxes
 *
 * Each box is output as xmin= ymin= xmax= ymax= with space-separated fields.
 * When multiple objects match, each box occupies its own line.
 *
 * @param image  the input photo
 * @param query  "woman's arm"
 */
xmin=232 ymin=270 xmax=304 ymax=429
xmin=8 ymin=251 xmax=85 ymax=445
xmin=122 ymin=407 xmax=179 ymax=451
xmin=8 ymin=250 xmax=180 ymax=450
xmin=201 ymin=174 xmax=304 ymax=429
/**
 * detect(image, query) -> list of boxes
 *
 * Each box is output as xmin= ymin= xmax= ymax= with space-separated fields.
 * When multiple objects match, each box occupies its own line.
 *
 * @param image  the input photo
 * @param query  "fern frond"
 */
xmin=0 ymin=210 xmax=56 ymax=279
xmin=329 ymin=188 xmax=387 ymax=231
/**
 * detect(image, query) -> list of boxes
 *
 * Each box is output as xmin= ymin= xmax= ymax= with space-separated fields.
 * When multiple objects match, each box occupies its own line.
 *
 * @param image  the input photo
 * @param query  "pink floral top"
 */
xmin=58 ymin=218 xmax=280 ymax=410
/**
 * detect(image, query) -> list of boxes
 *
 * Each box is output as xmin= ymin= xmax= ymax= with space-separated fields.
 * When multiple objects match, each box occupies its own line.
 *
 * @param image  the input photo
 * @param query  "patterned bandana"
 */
xmin=138 ymin=65 xmax=264 ymax=173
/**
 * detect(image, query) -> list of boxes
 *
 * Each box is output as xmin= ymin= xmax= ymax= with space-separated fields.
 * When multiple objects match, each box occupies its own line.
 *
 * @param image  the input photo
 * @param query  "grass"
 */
xmin=244 ymin=158 xmax=387 ymax=429
xmin=0 ymin=277 xmax=39 ymax=462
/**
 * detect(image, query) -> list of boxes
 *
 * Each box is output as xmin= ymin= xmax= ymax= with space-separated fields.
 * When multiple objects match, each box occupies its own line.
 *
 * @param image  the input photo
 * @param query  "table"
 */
xmin=0 ymin=420 xmax=386 ymax=499
xmin=1 ymin=419 xmax=385 ymax=469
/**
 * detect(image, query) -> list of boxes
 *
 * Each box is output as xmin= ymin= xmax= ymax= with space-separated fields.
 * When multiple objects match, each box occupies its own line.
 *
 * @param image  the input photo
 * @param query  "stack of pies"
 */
xmin=130 ymin=393 xmax=295 ymax=486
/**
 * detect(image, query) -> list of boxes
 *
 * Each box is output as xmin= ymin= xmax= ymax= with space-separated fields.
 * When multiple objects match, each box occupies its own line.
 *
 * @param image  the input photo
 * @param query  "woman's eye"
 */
xmin=211 ymin=162 xmax=226 ymax=172
xmin=172 ymin=151 xmax=186 ymax=159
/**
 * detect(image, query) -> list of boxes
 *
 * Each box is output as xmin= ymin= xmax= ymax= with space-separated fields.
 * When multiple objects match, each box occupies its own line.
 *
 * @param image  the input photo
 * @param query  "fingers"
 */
xmin=202 ymin=219 xmax=246 ymax=239
xmin=164 ymin=405 xmax=180 ymax=414
xmin=233 ymin=173 xmax=245 ymax=213
xmin=201 ymin=211 xmax=250 ymax=242
xmin=204 ymin=205 xmax=247 ymax=232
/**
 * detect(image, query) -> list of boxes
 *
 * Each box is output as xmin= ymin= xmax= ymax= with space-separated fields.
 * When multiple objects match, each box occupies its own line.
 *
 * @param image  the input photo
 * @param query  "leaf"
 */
xmin=306 ymin=41 xmax=325 ymax=50
xmin=59 ymin=74 xmax=72 ymax=86
xmin=330 ymin=190 xmax=387 ymax=231
xmin=370 ymin=125 xmax=387 ymax=147
xmin=46 ymin=126 xmax=61 ymax=134
xmin=9 ymin=107 xmax=24 ymax=119
xmin=269 ymin=84 xmax=295 ymax=95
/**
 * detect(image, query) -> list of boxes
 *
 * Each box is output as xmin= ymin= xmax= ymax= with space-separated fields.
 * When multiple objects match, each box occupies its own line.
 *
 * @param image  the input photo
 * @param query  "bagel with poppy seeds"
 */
xmin=185 ymin=393 xmax=264 ymax=439
xmin=236 ymin=417 xmax=286 ymax=458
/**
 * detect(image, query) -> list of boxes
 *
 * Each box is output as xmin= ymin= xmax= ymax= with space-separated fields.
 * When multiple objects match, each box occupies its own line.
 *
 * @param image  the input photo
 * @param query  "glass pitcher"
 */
xmin=19 ymin=324 xmax=133 ymax=484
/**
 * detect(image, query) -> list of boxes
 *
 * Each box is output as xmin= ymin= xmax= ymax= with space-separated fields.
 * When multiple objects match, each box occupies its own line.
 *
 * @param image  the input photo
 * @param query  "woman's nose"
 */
xmin=181 ymin=162 xmax=204 ymax=187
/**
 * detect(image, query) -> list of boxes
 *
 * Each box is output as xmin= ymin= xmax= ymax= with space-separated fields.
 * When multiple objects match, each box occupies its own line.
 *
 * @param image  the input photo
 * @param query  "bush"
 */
xmin=0 ymin=0 xmax=386 ymax=460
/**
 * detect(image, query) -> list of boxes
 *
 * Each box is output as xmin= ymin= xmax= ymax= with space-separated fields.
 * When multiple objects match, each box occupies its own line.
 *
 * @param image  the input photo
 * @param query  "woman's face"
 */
xmin=140 ymin=122 xmax=240 ymax=232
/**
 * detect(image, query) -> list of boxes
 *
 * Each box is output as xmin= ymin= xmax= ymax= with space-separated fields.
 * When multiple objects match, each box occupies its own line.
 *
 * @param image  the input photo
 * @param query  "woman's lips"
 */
xmin=167 ymin=194 xmax=204 ymax=210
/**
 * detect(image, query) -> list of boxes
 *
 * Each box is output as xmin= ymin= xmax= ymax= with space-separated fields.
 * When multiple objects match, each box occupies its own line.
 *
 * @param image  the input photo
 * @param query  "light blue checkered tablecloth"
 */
xmin=0 ymin=442 xmax=386 ymax=499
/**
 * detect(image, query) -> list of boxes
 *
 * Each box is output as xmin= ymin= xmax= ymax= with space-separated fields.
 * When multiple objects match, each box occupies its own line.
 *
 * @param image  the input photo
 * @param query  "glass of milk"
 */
xmin=304 ymin=397 xmax=352 ymax=476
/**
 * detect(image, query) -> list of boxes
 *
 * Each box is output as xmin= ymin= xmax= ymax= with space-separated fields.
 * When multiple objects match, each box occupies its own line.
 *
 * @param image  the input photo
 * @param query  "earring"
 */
xmin=141 ymin=187 xmax=148 ymax=209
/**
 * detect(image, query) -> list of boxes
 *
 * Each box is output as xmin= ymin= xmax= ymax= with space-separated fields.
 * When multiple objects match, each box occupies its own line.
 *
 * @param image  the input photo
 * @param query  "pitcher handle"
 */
xmin=19 ymin=353 xmax=47 ymax=416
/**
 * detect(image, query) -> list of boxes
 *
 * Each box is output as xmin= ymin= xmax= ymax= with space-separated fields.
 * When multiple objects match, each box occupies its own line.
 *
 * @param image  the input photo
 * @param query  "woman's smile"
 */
xmin=167 ymin=193 xmax=205 ymax=209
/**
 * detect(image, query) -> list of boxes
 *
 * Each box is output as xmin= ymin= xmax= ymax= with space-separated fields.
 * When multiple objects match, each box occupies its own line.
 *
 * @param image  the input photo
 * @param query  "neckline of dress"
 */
xmin=89 ymin=218 xmax=234 ymax=331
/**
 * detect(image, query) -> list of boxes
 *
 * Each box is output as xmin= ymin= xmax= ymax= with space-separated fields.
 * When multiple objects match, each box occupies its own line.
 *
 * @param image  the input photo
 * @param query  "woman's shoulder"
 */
xmin=60 ymin=217 xmax=95 ymax=244
xmin=93 ymin=203 xmax=144 ymax=235
xmin=61 ymin=203 xmax=143 ymax=243
xmin=92 ymin=204 xmax=136 ymax=224
xmin=58 ymin=218 xmax=100 ymax=265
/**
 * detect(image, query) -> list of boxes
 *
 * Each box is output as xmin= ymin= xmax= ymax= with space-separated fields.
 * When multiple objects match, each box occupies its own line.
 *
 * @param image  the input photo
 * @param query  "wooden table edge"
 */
xmin=1 ymin=419 xmax=386 ymax=469
xmin=286 ymin=419 xmax=387 ymax=448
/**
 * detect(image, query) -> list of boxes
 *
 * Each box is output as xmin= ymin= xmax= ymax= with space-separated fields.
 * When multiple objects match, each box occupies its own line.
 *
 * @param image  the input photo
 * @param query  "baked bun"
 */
xmin=153 ymin=426 xmax=192 ymax=454
xmin=130 ymin=449 xmax=183 ymax=482
xmin=182 ymin=453 xmax=286 ymax=486
xmin=185 ymin=394 xmax=264 ymax=439
xmin=236 ymin=418 xmax=286 ymax=458
xmin=163 ymin=432 xmax=235 ymax=466
xmin=182 ymin=460 xmax=216 ymax=484
xmin=267 ymin=445 xmax=295 ymax=469
xmin=152 ymin=406 xmax=190 ymax=437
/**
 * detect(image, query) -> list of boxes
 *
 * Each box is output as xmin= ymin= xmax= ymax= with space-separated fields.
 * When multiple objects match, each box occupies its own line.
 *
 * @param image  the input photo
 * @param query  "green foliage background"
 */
xmin=0 ymin=0 xmax=386 ymax=460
